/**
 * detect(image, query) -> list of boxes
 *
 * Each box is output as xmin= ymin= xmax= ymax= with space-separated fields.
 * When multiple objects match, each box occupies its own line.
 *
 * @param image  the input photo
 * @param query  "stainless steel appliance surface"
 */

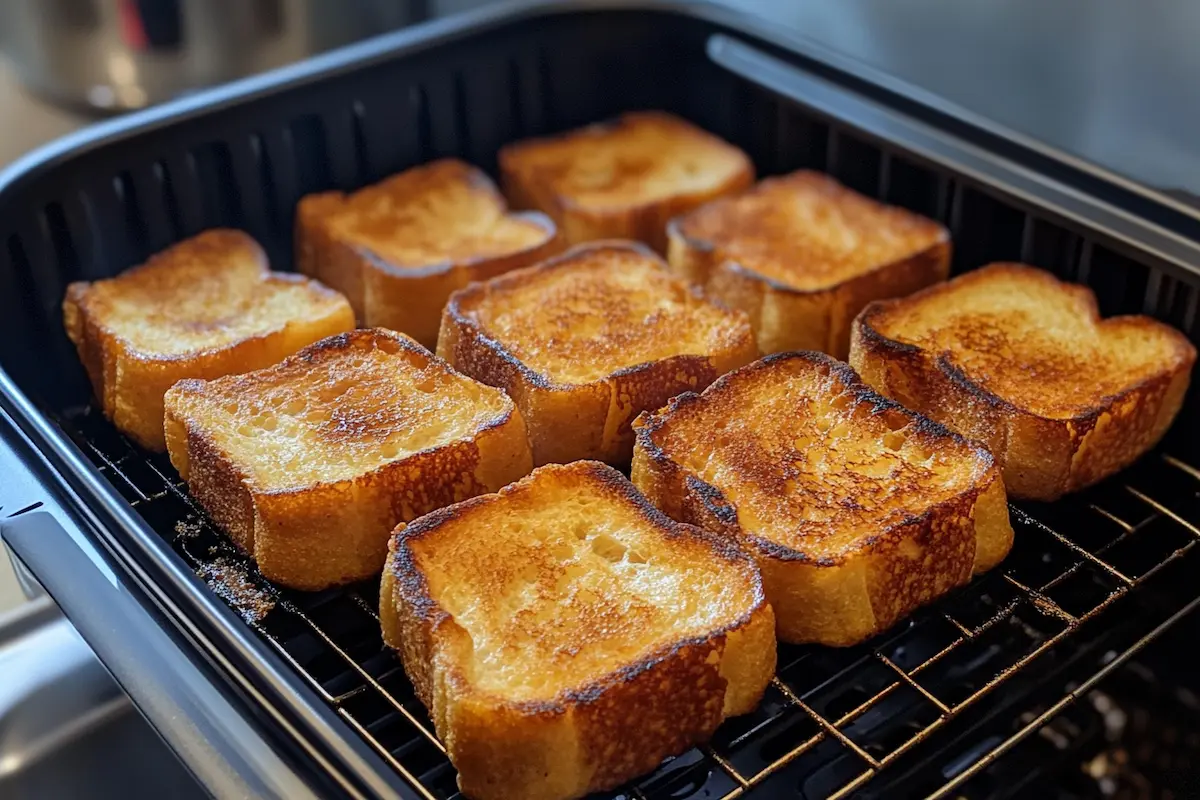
xmin=3 ymin=1 xmax=1200 ymax=799
xmin=734 ymin=0 xmax=1200 ymax=213
xmin=0 ymin=597 xmax=205 ymax=799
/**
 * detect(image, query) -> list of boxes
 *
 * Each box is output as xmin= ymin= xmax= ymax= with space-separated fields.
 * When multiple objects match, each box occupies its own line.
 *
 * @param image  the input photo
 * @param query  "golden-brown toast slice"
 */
xmin=380 ymin=460 xmax=775 ymax=800
xmin=295 ymin=158 xmax=561 ymax=347
xmin=850 ymin=263 xmax=1196 ymax=500
xmin=438 ymin=240 xmax=758 ymax=466
xmin=667 ymin=170 xmax=950 ymax=359
xmin=63 ymin=229 xmax=354 ymax=451
xmin=499 ymin=111 xmax=754 ymax=252
xmin=164 ymin=328 xmax=532 ymax=590
xmin=632 ymin=352 xmax=1012 ymax=646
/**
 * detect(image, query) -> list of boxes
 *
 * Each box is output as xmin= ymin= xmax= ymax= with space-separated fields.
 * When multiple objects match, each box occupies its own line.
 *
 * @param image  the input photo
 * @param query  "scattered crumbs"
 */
xmin=61 ymin=404 xmax=92 ymax=421
xmin=175 ymin=516 xmax=204 ymax=541
xmin=197 ymin=556 xmax=277 ymax=623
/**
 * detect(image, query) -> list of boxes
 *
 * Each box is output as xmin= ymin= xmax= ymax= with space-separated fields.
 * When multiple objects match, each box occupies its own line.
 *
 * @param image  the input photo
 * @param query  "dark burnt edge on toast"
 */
xmin=633 ymin=350 xmax=997 ymax=566
xmin=853 ymin=265 xmax=1195 ymax=434
xmin=383 ymin=460 xmax=769 ymax=714
xmin=169 ymin=327 xmax=520 ymax=500
xmin=442 ymin=239 xmax=746 ymax=392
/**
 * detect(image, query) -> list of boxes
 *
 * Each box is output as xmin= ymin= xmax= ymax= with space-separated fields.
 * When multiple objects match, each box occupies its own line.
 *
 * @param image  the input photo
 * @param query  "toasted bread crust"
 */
xmin=439 ymin=240 xmax=758 ymax=466
xmin=499 ymin=112 xmax=754 ymax=252
xmin=63 ymin=229 xmax=354 ymax=451
xmin=381 ymin=461 xmax=775 ymax=800
xmin=632 ymin=352 xmax=1012 ymax=646
xmin=295 ymin=159 xmax=562 ymax=347
xmin=667 ymin=171 xmax=950 ymax=358
xmin=850 ymin=263 xmax=1196 ymax=500
xmin=165 ymin=328 xmax=532 ymax=590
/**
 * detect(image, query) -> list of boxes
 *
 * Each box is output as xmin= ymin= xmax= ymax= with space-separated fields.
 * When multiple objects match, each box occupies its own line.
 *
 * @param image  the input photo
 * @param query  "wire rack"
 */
xmin=58 ymin=403 xmax=1200 ymax=800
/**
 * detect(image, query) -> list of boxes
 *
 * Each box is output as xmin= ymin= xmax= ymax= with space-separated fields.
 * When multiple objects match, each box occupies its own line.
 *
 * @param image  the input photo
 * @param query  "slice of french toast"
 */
xmin=667 ymin=170 xmax=950 ymax=358
xmin=438 ymin=240 xmax=758 ymax=466
xmin=850 ymin=263 xmax=1196 ymax=500
xmin=63 ymin=229 xmax=354 ymax=451
xmin=498 ymin=111 xmax=754 ymax=252
xmin=164 ymin=328 xmax=532 ymax=590
xmin=295 ymin=158 xmax=561 ymax=347
xmin=632 ymin=352 xmax=1012 ymax=647
xmin=380 ymin=460 xmax=775 ymax=800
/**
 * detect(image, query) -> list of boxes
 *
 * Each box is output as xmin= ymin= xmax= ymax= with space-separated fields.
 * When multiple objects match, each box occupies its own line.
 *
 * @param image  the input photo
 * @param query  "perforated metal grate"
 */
xmin=56 ymin=402 xmax=1200 ymax=800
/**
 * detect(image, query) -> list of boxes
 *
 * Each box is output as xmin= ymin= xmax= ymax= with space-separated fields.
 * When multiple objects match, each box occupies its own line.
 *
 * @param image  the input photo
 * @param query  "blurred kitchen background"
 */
xmin=0 ymin=1 xmax=440 ymax=165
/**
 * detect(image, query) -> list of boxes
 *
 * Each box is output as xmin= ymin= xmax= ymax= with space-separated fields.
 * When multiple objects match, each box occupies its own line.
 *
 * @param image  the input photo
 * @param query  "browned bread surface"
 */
xmin=438 ymin=240 xmax=758 ymax=465
xmin=295 ymin=158 xmax=561 ymax=347
xmin=850 ymin=263 xmax=1196 ymax=500
xmin=380 ymin=460 xmax=775 ymax=800
xmin=499 ymin=111 xmax=754 ymax=252
xmin=164 ymin=328 xmax=532 ymax=590
xmin=632 ymin=352 xmax=1012 ymax=646
xmin=667 ymin=170 xmax=950 ymax=358
xmin=62 ymin=228 xmax=354 ymax=451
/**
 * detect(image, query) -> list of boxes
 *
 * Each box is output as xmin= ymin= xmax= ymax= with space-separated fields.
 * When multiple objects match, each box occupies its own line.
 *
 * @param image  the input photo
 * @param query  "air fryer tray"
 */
xmin=3 ymin=3 xmax=1200 ymax=799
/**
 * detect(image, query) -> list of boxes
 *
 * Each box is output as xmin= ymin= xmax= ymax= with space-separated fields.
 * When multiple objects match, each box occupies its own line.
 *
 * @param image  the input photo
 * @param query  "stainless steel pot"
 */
xmin=0 ymin=0 xmax=426 ymax=112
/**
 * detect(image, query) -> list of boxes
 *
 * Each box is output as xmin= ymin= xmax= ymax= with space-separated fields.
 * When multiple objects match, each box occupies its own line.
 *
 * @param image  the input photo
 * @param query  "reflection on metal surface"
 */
xmin=733 ymin=0 xmax=1200 ymax=200
xmin=0 ymin=598 xmax=203 ymax=799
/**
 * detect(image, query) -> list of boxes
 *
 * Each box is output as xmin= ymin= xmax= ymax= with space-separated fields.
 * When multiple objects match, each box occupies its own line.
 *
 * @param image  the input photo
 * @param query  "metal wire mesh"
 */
xmin=58 ymin=403 xmax=1200 ymax=800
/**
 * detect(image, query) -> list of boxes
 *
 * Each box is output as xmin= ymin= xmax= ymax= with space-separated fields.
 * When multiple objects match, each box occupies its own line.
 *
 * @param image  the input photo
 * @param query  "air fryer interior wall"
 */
xmin=1 ymin=7 xmax=1199 ymax=799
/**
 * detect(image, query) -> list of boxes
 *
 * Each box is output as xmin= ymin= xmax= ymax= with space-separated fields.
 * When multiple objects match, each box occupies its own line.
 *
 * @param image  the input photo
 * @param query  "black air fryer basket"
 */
xmin=4 ymin=3 xmax=1200 ymax=799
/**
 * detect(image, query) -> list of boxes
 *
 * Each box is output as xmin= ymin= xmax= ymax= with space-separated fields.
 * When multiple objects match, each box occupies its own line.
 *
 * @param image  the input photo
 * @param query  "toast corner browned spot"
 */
xmin=438 ymin=239 xmax=758 ymax=466
xmin=164 ymin=327 xmax=532 ymax=590
xmin=849 ymin=262 xmax=1196 ymax=500
xmin=632 ymin=351 xmax=1012 ymax=646
xmin=498 ymin=111 xmax=754 ymax=252
xmin=63 ymin=228 xmax=355 ymax=451
xmin=667 ymin=170 xmax=950 ymax=358
xmin=380 ymin=460 xmax=775 ymax=800
xmin=294 ymin=158 xmax=562 ymax=347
